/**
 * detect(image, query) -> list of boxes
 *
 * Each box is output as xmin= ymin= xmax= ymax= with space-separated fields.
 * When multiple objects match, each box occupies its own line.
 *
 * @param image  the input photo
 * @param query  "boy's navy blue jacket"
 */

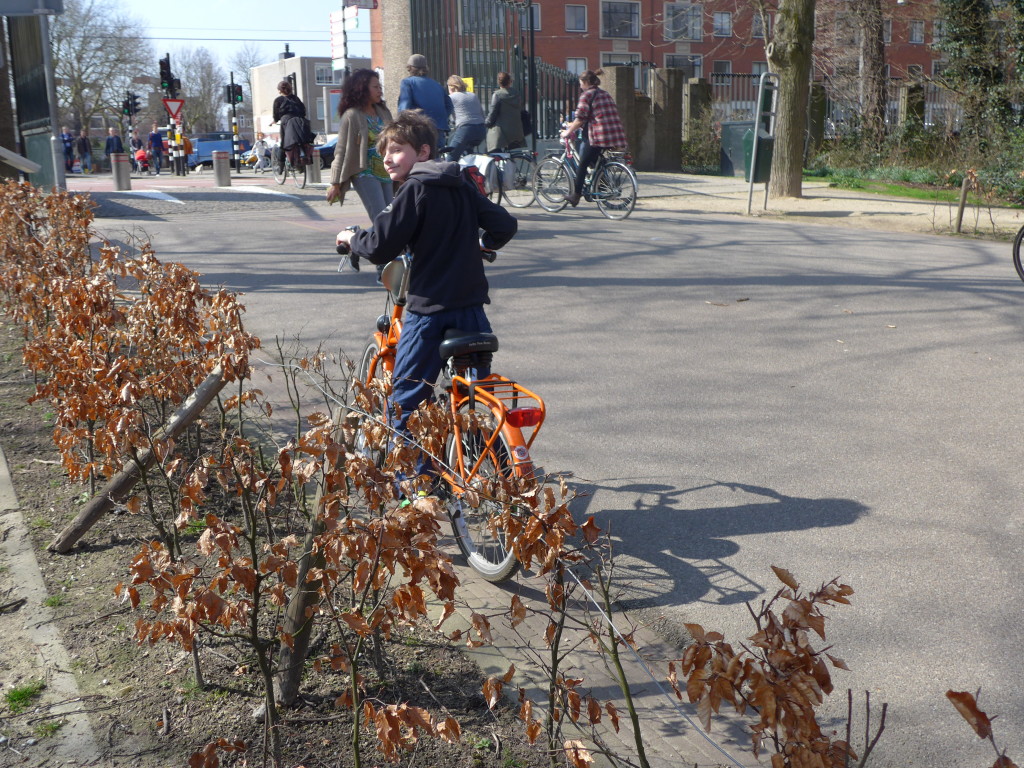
xmin=349 ymin=160 xmax=517 ymax=315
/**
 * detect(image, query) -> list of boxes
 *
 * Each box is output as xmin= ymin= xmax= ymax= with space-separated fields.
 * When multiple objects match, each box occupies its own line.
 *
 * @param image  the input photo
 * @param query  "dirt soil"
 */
xmin=0 ymin=321 xmax=547 ymax=768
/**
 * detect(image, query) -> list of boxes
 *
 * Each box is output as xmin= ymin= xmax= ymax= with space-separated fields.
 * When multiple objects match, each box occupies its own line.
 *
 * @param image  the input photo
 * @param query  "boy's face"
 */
xmin=383 ymin=139 xmax=431 ymax=182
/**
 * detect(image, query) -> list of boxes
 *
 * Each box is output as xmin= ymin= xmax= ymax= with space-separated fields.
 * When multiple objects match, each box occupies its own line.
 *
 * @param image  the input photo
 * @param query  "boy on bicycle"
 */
xmin=336 ymin=110 xmax=517 ymax=476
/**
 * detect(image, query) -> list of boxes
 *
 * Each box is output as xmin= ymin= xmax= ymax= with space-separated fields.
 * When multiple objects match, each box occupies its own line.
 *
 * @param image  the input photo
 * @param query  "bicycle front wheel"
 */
xmin=351 ymin=337 xmax=390 ymax=469
xmin=593 ymin=161 xmax=638 ymax=220
xmin=534 ymin=157 xmax=571 ymax=212
xmin=501 ymin=152 xmax=537 ymax=208
xmin=1013 ymin=225 xmax=1024 ymax=283
xmin=446 ymin=402 xmax=520 ymax=583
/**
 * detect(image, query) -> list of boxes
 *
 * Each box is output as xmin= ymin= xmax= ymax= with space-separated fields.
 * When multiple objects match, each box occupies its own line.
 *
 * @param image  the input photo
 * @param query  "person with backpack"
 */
xmin=397 ymin=54 xmax=454 ymax=150
xmin=445 ymin=75 xmax=486 ymax=160
xmin=559 ymin=69 xmax=627 ymax=207
xmin=273 ymin=79 xmax=314 ymax=167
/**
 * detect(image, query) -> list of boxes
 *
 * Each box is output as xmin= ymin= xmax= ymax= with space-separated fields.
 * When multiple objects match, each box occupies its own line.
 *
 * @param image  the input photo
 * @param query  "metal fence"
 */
xmin=409 ymin=0 xmax=578 ymax=140
xmin=710 ymin=73 xmax=763 ymax=123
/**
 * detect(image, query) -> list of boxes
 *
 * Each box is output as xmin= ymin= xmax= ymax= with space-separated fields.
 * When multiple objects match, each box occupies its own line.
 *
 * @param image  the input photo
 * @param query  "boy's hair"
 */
xmin=377 ymin=110 xmax=438 ymax=159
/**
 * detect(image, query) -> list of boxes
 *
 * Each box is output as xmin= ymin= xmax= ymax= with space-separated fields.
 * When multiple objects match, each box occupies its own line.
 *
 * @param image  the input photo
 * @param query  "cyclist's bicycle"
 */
xmin=272 ymin=147 xmax=308 ymax=189
xmin=442 ymin=146 xmax=537 ymax=208
xmin=1013 ymin=224 xmax=1024 ymax=283
xmin=339 ymin=242 xmax=546 ymax=583
xmin=533 ymin=136 xmax=638 ymax=220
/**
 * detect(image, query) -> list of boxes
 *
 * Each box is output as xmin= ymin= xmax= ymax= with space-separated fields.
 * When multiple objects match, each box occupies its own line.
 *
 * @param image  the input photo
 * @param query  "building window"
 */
xmin=882 ymin=18 xmax=892 ymax=43
xmin=666 ymin=53 xmax=702 ymax=78
xmin=752 ymin=61 xmax=768 ymax=75
xmin=932 ymin=19 xmax=945 ymax=44
xmin=462 ymin=0 xmax=504 ymax=33
xmin=316 ymin=97 xmax=326 ymax=121
xmin=566 ymin=57 xmax=587 ymax=75
xmin=907 ymin=64 xmax=923 ymax=79
xmin=713 ymin=11 xmax=732 ymax=36
xmin=835 ymin=14 xmax=858 ymax=46
xmin=601 ymin=52 xmax=642 ymax=85
xmin=932 ymin=60 xmax=945 ymax=77
xmin=528 ymin=3 xmax=541 ymax=30
xmin=602 ymin=1 xmax=640 ymax=38
xmin=665 ymin=3 xmax=702 ymax=41
xmin=712 ymin=60 xmax=732 ymax=74
xmin=752 ymin=11 xmax=770 ymax=38
xmin=909 ymin=20 xmax=924 ymax=43
xmin=566 ymin=4 xmax=587 ymax=32
xmin=314 ymin=64 xmax=335 ymax=85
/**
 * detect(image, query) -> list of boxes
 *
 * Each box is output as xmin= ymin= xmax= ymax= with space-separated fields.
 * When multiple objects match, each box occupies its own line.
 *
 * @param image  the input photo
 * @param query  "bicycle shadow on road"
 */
xmin=565 ymin=477 xmax=868 ymax=610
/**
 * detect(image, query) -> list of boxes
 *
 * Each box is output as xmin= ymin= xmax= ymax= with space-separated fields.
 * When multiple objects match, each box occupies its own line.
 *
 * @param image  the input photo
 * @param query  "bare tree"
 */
xmin=766 ymin=0 xmax=817 ymax=197
xmin=172 ymin=47 xmax=225 ymax=134
xmin=855 ymin=0 xmax=887 ymax=145
xmin=51 ymin=0 xmax=152 ymax=131
xmin=228 ymin=42 xmax=270 ymax=136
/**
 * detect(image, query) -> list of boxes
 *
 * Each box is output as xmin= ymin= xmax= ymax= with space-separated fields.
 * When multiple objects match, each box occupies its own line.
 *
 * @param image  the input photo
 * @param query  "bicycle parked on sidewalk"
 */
xmin=338 ymin=241 xmax=547 ymax=583
xmin=533 ymin=134 xmax=638 ymax=220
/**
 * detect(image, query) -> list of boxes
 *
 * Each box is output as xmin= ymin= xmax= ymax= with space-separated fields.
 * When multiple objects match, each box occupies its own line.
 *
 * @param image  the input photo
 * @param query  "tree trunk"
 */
xmin=857 ymin=0 xmax=887 ymax=147
xmin=0 ymin=20 xmax=17 ymax=182
xmin=767 ymin=0 xmax=817 ymax=198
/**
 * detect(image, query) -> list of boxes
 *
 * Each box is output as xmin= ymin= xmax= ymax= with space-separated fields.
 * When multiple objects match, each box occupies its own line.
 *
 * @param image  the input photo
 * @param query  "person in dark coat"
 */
xmin=104 ymin=127 xmax=124 ymax=171
xmin=484 ymin=71 xmax=525 ymax=152
xmin=272 ymin=79 xmax=313 ymax=167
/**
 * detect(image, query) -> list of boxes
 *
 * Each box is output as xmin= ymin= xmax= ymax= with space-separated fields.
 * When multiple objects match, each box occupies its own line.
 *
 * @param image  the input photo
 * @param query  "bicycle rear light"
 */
xmin=506 ymin=407 xmax=543 ymax=428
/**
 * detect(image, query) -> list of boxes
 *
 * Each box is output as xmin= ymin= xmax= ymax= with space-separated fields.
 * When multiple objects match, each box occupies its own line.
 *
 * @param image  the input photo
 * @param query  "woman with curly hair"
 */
xmin=327 ymin=69 xmax=395 ymax=222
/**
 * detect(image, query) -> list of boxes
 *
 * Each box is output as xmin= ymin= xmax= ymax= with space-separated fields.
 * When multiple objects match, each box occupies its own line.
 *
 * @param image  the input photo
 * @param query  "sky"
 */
xmin=127 ymin=0 xmax=372 ymax=73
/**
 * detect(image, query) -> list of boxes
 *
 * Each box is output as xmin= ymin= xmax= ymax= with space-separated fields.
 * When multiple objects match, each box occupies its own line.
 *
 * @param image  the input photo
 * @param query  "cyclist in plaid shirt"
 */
xmin=559 ymin=69 xmax=628 ymax=207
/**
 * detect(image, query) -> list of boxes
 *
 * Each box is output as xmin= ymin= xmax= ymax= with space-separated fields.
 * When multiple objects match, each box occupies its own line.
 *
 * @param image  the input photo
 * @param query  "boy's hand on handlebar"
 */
xmin=336 ymin=226 xmax=361 ymax=271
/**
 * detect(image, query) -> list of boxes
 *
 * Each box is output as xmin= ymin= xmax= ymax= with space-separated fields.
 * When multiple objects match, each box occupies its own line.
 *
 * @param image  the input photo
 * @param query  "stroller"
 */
xmin=134 ymin=148 xmax=150 ymax=174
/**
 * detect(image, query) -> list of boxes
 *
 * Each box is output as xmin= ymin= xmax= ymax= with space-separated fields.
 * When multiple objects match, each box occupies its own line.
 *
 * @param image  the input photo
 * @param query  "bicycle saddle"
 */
xmin=439 ymin=330 xmax=499 ymax=361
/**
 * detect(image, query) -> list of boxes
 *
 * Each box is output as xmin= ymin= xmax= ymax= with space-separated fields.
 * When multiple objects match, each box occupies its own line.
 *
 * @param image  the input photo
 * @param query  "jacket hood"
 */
xmin=407 ymin=160 xmax=463 ymax=186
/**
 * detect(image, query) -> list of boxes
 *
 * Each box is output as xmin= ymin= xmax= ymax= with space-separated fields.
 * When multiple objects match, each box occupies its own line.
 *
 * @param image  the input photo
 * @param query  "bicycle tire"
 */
xmin=272 ymin=160 xmax=287 ymax=185
xmin=352 ymin=337 xmax=389 ymax=468
xmin=291 ymin=162 xmax=307 ymax=189
xmin=534 ymin=157 xmax=570 ymax=213
xmin=1014 ymin=225 xmax=1024 ymax=283
xmin=501 ymin=152 xmax=537 ymax=208
xmin=445 ymin=401 xmax=520 ymax=583
xmin=487 ymin=157 xmax=504 ymax=204
xmin=593 ymin=161 xmax=638 ymax=220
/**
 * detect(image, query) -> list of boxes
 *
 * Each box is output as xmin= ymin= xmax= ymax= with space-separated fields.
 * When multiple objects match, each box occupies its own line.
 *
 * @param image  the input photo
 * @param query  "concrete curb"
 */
xmin=0 ymin=446 xmax=103 ymax=765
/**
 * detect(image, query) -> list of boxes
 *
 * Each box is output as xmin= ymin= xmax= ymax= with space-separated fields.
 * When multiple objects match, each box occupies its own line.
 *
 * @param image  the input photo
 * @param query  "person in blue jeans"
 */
xmin=336 ymin=111 xmax=517 ymax=486
xmin=147 ymin=122 xmax=163 ymax=174
xmin=397 ymin=54 xmax=454 ymax=151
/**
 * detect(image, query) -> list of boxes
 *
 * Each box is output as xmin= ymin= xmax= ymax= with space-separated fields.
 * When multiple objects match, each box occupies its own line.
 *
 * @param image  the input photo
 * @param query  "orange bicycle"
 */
xmin=341 ymin=245 xmax=546 ymax=582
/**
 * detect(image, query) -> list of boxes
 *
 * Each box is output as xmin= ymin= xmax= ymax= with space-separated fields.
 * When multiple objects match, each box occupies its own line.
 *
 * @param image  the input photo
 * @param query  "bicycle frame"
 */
xmin=357 ymin=257 xmax=545 ymax=494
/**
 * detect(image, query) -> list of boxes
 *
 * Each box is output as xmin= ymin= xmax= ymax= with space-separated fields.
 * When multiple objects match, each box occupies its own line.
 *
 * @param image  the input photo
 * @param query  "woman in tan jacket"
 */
xmin=326 ymin=69 xmax=394 ymax=218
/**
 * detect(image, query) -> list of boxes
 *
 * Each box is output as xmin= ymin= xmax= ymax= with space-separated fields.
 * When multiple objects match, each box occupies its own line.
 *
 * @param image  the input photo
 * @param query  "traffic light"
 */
xmin=121 ymin=99 xmax=130 ymax=115
xmin=233 ymin=84 xmax=243 ymax=104
xmin=159 ymin=56 xmax=172 ymax=91
xmin=170 ymin=78 xmax=181 ymax=98
xmin=130 ymin=93 xmax=141 ymax=115
xmin=224 ymin=84 xmax=233 ymax=104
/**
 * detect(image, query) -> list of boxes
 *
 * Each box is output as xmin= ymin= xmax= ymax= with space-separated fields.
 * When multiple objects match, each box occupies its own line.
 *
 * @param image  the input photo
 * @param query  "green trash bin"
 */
xmin=742 ymin=128 xmax=773 ymax=184
xmin=720 ymin=120 xmax=754 ymax=177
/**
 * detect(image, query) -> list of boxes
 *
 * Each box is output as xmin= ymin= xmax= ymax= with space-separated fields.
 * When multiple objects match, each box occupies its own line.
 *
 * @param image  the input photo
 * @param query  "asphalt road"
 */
xmin=87 ymin=180 xmax=1024 ymax=767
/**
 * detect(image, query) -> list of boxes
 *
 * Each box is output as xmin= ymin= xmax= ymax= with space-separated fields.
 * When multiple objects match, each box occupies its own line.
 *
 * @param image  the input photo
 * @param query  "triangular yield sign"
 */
xmin=162 ymin=98 xmax=184 ymax=120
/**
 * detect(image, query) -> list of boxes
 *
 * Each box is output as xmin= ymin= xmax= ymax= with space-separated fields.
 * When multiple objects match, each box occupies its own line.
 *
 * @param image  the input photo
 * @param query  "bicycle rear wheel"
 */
xmin=593 ymin=161 xmax=638 ymax=220
xmin=1013 ymin=225 xmax=1024 ymax=283
xmin=446 ymin=402 xmax=520 ymax=583
xmin=501 ymin=152 xmax=537 ymax=208
xmin=291 ymin=162 xmax=307 ymax=189
xmin=273 ymin=160 xmax=287 ymax=185
xmin=534 ymin=157 xmax=570 ymax=212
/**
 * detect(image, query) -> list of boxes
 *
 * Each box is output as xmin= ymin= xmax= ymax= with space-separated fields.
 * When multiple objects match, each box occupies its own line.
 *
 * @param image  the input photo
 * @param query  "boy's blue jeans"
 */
xmin=389 ymin=305 xmax=492 ymax=478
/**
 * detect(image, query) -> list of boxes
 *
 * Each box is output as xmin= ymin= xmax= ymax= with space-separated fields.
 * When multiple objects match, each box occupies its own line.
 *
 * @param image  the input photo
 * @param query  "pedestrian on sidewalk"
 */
xmin=60 ymin=126 xmax=75 ymax=172
xmin=484 ymin=71 xmax=525 ymax=153
xmin=129 ymin=130 xmax=143 ymax=172
xmin=75 ymin=130 xmax=92 ymax=174
xmin=397 ymin=54 xmax=453 ymax=151
xmin=104 ymin=127 xmax=124 ymax=172
xmin=148 ymin=123 xmax=164 ymax=175
xmin=326 ymin=68 xmax=395 ymax=284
